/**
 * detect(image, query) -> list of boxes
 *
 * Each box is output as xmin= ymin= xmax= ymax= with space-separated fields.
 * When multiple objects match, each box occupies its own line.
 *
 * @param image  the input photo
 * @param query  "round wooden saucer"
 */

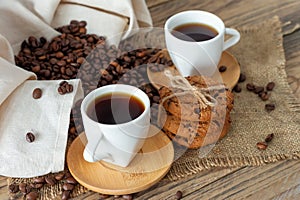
xmin=147 ymin=50 xmax=240 ymax=90
xmin=67 ymin=125 xmax=174 ymax=195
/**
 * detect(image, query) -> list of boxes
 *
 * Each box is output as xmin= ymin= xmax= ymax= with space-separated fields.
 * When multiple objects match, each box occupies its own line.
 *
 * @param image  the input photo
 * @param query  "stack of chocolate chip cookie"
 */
xmin=158 ymin=75 xmax=234 ymax=149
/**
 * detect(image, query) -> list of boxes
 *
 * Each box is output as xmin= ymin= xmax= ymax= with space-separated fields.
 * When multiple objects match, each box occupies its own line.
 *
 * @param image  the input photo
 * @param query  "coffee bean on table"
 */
xmin=246 ymin=83 xmax=255 ymax=91
xmin=256 ymin=141 xmax=268 ymax=150
xmin=31 ymin=183 xmax=44 ymax=189
xmin=9 ymin=184 xmax=19 ymax=193
xmin=266 ymin=81 xmax=275 ymax=91
xmin=32 ymin=88 xmax=42 ymax=99
xmin=19 ymin=183 xmax=28 ymax=194
xmin=265 ymin=133 xmax=274 ymax=143
xmin=175 ymin=190 xmax=183 ymax=199
xmin=238 ymin=73 xmax=246 ymax=83
xmin=55 ymin=172 xmax=65 ymax=181
xmin=254 ymin=86 xmax=264 ymax=94
xmin=62 ymin=190 xmax=71 ymax=200
xmin=233 ymin=84 xmax=242 ymax=93
xmin=26 ymin=132 xmax=35 ymax=143
xmin=45 ymin=176 xmax=57 ymax=186
xmin=218 ymin=65 xmax=227 ymax=72
xmin=26 ymin=191 xmax=39 ymax=200
xmin=33 ymin=177 xmax=45 ymax=184
xmin=66 ymin=177 xmax=77 ymax=185
xmin=265 ymin=103 xmax=275 ymax=112
xmin=62 ymin=183 xmax=74 ymax=191
xmin=260 ymin=91 xmax=270 ymax=101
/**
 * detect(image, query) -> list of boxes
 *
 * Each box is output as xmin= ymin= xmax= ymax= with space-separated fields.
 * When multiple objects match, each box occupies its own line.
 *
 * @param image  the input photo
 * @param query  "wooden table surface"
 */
xmin=1 ymin=0 xmax=300 ymax=199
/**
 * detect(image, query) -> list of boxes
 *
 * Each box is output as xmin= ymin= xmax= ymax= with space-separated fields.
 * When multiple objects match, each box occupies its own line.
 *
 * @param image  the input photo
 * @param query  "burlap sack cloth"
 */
xmin=9 ymin=16 xmax=300 ymax=198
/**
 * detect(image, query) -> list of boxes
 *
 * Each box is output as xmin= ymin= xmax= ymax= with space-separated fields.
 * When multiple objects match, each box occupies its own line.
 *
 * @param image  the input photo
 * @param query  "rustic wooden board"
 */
xmin=1 ymin=0 xmax=300 ymax=199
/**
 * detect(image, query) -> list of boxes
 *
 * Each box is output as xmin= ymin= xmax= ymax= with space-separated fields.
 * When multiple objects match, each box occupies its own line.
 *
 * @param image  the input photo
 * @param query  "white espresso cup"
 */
xmin=81 ymin=84 xmax=151 ymax=167
xmin=164 ymin=10 xmax=240 ymax=77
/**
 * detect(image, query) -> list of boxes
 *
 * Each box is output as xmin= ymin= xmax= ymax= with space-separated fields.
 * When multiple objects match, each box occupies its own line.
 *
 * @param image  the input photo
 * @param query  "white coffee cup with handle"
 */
xmin=81 ymin=84 xmax=151 ymax=167
xmin=164 ymin=10 xmax=240 ymax=77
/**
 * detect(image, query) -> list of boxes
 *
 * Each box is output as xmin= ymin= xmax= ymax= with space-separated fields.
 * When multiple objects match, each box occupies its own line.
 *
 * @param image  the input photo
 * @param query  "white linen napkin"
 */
xmin=0 ymin=35 xmax=84 ymax=178
xmin=0 ymin=0 xmax=152 ymax=177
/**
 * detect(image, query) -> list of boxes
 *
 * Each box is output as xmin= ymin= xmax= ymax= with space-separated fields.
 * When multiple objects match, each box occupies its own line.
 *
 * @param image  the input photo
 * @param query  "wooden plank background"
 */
xmin=1 ymin=0 xmax=300 ymax=199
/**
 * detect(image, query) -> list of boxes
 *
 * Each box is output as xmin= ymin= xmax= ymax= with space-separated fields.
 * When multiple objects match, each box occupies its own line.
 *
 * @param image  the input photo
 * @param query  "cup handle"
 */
xmin=223 ymin=28 xmax=240 ymax=51
xmin=83 ymin=130 xmax=112 ymax=162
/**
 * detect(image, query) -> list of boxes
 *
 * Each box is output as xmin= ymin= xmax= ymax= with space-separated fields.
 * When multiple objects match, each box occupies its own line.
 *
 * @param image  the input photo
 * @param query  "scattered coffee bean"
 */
xmin=33 ymin=177 xmax=45 ymax=184
xmin=246 ymin=83 xmax=255 ymax=91
xmin=254 ymin=86 xmax=264 ymax=94
xmin=265 ymin=103 xmax=275 ymax=112
xmin=218 ymin=65 xmax=227 ymax=72
xmin=31 ymin=183 xmax=44 ymax=189
xmin=45 ymin=176 xmax=57 ymax=186
xmin=122 ymin=194 xmax=133 ymax=200
xmin=58 ymin=81 xmax=73 ymax=95
xmin=260 ymin=91 xmax=270 ymax=101
xmin=62 ymin=190 xmax=71 ymax=200
xmin=256 ymin=141 xmax=268 ymax=150
xmin=265 ymin=133 xmax=274 ymax=143
xmin=233 ymin=84 xmax=242 ymax=93
xmin=266 ymin=81 xmax=275 ymax=91
xmin=19 ymin=183 xmax=28 ymax=194
xmin=54 ymin=172 xmax=65 ymax=181
xmin=32 ymin=88 xmax=42 ymax=99
xmin=66 ymin=177 xmax=77 ymax=185
xmin=26 ymin=191 xmax=39 ymax=200
xmin=175 ymin=190 xmax=183 ymax=200
xmin=238 ymin=73 xmax=246 ymax=83
xmin=9 ymin=184 xmax=19 ymax=193
xmin=26 ymin=132 xmax=35 ymax=143
xmin=62 ymin=183 xmax=74 ymax=191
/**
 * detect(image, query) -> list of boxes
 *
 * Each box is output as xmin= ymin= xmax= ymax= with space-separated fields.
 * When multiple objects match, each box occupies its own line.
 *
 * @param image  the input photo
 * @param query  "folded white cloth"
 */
xmin=0 ymin=0 xmax=152 ymax=178
xmin=0 ymin=0 xmax=152 ymax=53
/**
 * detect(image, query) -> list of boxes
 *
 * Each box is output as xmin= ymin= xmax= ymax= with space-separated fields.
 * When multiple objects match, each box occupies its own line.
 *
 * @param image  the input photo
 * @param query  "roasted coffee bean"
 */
xmin=66 ymin=177 xmax=77 ymax=185
xmin=260 ymin=91 xmax=270 ymax=101
xmin=256 ymin=142 xmax=268 ymax=150
xmin=218 ymin=65 xmax=227 ymax=72
xmin=32 ymin=88 xmax=42 ymax=99
xmin=254 ymin=86 xmax=264 ymax=94
xmin=266 ymin=81 xmax=275 ymax=91
xmin=19 ymin=183 xmax=28 ymax=194
xmin=45 ymin=176 xmax=57 ymax=186
xmin=175 ymin=190 xmax=183 ymax=200
xmin=238 ymin=73 xmax=246 ymax=83
xmin=26 ymin=132 xmax=35 ymax=143
xmin=55 ymin=172 xmax=65 ymax=181
xmin=265 ymin=103 xmax=275 ymax=112
xmin=265 ymin=133 xmax=274 ymax=143
xmin=63 ymin=183 xmax=75 ymax=191
xmin=26 ymin=191 xmax=38 ymax=200
xmin=62 ymin=190 xmax=71 ymax=200
xmin=9 ymin=184 xmax=19 ymax=193
xmin=246 ymin=83 xmax=255 ymax=91
xmin=233 ymin=84 xmax=242 ymax=93
xmin=122 ymin=194 xmax=133 ymax=200
xmin=33 ymin=177 xmax=45 ymax=184
xmin=31 ymin=183 xmax=44 ymax=189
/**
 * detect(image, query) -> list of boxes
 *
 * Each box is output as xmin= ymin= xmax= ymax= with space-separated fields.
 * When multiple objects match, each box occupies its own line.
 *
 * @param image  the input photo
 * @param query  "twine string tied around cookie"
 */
xmin=162 ymin=69 xmax=218 ymax=109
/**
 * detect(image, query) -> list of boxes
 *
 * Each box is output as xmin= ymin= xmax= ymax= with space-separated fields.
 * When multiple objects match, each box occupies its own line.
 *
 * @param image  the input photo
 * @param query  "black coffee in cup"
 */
xmin=171 ymin=23 xmax=218 ymax=42
xmin=87 ymin=92 xmax=145 ymax=124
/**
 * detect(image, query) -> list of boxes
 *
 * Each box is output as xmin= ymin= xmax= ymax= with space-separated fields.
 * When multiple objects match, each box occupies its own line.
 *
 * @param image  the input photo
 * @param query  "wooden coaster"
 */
xmin=147 ymin=50 xmax=240 ymax=90
xmin=67 ymin=125 xmax=174 ymax=195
